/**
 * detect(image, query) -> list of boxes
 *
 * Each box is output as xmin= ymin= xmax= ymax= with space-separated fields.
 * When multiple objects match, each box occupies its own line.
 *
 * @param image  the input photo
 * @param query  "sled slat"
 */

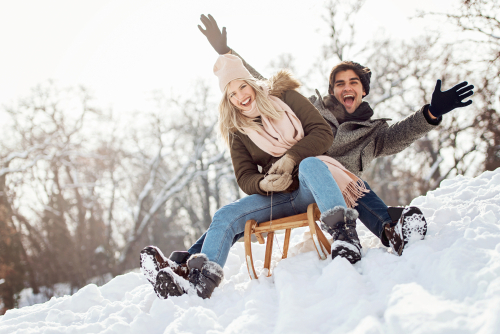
xmin=264 ymin=232 xmax=274 ymax=276
xmin=244 ymin=220 xmax=258 ymax=280
xmin=255 ymin=232 xmax=265 ymax=244
xmin=282 ymin=229 xmax=291 ymax=259
xmin=253 ymin=220 xmax=309 ymax=233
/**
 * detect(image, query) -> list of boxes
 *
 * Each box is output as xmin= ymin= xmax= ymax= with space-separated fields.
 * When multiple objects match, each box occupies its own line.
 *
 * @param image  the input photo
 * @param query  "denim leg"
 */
xmin=188 ymin=232 xmax=206 ymax=254
xmin=355 ymin=181 xmax=392 ymax=244
xmin=188 ymin=231 xmax=242 ymax=254
xmin=200 ymin=192 xmax=300 ymax=267
xmin=293 ymin=157 xmax=347 ymax=214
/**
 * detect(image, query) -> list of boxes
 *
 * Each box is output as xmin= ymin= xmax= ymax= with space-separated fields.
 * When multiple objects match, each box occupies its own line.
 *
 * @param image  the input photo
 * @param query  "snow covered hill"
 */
xmin=1 ymin=169 xmax=500 ymax=334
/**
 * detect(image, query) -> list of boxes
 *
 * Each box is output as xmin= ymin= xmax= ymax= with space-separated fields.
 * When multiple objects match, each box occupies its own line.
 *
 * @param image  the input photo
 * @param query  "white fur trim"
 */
xmin=186 ymin=253 xmax=209 ymax=270
xmin=345 ymin=208 xmax=359 ymax=221
xmin=203 ymin=261 xmax=224 ymax=280
xmin=186 ymin=253 xmax=224 ymax=279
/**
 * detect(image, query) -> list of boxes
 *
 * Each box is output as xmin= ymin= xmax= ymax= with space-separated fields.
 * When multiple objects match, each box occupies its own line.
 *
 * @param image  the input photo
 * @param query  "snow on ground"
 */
xmin=1 ymin=169 xmax=500 ymax=334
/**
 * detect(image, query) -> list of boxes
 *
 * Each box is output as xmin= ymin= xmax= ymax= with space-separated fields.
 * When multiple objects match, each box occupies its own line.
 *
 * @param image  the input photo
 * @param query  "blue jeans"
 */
xmin=188 ymin=157 xmax=347 ymax=267
xmin=355 ymin=181 xmax=392 ymax=246
xmin=189 ymin=180 xmax=394 ymax=256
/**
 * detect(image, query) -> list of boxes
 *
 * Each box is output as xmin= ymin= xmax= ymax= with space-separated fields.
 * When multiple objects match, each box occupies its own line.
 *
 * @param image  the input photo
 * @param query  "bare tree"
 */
xmin=0 ymin=80 xmax=239 ymax=310
xmin=0 ymin=82 xmax=115 ymax=306
xmin=441 ymin=0 xmax=500 ymax=171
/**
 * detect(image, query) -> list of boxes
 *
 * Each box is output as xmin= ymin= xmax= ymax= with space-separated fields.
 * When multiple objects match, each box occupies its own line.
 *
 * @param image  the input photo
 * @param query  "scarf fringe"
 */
xmin=342 ymin=178 xmax=369 ymax=208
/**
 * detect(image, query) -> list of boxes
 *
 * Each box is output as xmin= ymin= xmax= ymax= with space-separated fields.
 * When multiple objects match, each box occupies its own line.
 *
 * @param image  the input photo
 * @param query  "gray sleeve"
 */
xmin=230 ymin=49 xmax=266 ymax=81
xmin=372 ymin=105 xmax=440 ymax=157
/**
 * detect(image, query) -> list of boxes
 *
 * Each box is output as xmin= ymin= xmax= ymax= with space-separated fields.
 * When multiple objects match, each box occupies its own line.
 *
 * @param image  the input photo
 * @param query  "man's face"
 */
xmin=332 ymin=69 xmax=366 ymax=114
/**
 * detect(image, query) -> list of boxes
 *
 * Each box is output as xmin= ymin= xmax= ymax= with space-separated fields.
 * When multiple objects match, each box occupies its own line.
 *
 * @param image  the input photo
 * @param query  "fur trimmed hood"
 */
xmin=267 ymin=69 xmax=301 ymax=99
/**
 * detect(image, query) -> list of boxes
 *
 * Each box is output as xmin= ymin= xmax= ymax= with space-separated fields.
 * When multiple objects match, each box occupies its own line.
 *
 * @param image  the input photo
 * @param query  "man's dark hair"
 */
xmin=328 ymin=61 xmax=372 ymax=97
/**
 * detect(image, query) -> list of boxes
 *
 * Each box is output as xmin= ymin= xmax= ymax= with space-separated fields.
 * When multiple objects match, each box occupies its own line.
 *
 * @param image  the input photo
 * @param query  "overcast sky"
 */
xmin=0 ymin=0 xmax=457 ymax=114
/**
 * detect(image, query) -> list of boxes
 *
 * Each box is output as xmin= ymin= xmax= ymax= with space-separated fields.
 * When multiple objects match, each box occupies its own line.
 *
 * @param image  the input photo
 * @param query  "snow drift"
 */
xmin=1 ymin=169 xmax=500 ymax=334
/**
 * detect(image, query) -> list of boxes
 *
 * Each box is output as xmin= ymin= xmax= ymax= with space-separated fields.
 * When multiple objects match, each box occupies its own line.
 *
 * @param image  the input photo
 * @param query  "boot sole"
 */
xmin=397 ymin=207 xmax=427 ymax=255
xmin=155 ymin=268 xmax=186 ymax=299
xmin=331 ymin=241 xmax=361 ymax=264
xmin=140 ymin=246 xmax=166 ymax=286
xmin=401 ymin=207 xmax=427 ymax=243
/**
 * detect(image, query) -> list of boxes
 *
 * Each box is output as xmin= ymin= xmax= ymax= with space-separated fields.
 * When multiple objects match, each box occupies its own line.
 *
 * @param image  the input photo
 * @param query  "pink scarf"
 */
xmin=241 ymin=92 xmax=368 ymax=208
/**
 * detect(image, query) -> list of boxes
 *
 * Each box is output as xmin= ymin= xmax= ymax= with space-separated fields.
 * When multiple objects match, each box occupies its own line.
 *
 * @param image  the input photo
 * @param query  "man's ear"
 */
xmin=362 ymin=89 xmax=366 ymax=98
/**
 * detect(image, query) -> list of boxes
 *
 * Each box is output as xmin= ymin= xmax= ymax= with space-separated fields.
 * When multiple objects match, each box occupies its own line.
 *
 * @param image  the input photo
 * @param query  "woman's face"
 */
xmin=227 ymin=79 xmax=256 ymax=112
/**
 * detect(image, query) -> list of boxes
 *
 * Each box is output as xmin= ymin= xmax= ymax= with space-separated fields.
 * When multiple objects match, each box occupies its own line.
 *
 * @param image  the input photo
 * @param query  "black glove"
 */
xmin=198 ymin=14 xmax=230 ymax=55
xmin=429 ymin=80 xmax=474 ymax=118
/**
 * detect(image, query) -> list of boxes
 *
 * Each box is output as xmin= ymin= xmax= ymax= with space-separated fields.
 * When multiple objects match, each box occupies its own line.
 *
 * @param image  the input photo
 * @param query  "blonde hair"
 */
xmin=219 ymin=78 xmax=283 ymax=147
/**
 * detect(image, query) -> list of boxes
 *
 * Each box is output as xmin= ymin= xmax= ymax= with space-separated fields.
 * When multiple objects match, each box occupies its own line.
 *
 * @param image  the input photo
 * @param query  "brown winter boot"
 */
xmin=384 ymin=206 xmax=427 ymax=256
xmin=139 ymin=246 xmax=189 ymax=288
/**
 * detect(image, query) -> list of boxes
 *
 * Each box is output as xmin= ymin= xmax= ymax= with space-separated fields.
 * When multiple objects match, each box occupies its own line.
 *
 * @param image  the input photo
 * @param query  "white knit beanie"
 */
xmin=213 ymin=54 xmax=254 ymax=92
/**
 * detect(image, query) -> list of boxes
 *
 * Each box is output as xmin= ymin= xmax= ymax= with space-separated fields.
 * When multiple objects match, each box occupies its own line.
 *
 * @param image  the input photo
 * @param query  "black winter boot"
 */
xmin=320 ymin=206 xmax=362 ymax=264
xmin=139 ymin=246 xmax=189 ymax=289
xmin=384 ymin=206 xmax=427 ymax=256
xmin=154 ymin=253 xmax=224 ymax=299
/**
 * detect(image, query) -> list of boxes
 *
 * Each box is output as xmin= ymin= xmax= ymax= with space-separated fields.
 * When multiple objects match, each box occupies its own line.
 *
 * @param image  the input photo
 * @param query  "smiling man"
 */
xmin=189 ymin=14 xmax=474 ymax=264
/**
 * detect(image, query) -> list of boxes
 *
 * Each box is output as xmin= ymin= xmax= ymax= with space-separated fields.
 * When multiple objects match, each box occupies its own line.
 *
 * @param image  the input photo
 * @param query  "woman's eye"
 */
xmin=241 ymin=84 xmax=247 ymax=89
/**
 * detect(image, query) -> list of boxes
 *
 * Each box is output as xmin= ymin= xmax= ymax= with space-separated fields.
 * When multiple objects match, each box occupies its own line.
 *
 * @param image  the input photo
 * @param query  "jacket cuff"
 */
xmin=248 ymin=174 xmax=268 ymax=196
xmin=422 ymin=104 xmax=442 ymax=125
xmin=284 ymin=150 xmax=301 ymax=165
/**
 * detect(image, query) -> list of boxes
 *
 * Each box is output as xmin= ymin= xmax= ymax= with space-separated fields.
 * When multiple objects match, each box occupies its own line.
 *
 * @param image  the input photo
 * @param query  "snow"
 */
xmin=1 ymin=169 xmax=500 ymax=334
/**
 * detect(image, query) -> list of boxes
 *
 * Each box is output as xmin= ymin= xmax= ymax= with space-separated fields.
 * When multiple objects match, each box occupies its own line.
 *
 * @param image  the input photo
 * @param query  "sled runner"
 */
xmin=244 ymin=203 xmax=331 ymax=279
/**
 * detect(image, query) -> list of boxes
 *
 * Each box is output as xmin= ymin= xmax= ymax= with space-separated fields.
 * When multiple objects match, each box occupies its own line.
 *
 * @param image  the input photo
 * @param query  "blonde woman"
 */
xmin=140 ymin=54 xmax=368 ymax=300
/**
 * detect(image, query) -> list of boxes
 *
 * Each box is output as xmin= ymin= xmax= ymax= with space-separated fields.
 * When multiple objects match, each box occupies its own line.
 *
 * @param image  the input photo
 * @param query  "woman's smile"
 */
xmin=227 ymin=79 xmax=256 ymax=111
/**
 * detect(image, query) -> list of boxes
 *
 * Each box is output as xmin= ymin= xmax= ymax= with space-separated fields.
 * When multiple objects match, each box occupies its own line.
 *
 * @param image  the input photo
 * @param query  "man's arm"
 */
xmin=371 ymin=79 xmax=474 ymax=157
xmin=371 ymin=105 xmax=439 ymax=158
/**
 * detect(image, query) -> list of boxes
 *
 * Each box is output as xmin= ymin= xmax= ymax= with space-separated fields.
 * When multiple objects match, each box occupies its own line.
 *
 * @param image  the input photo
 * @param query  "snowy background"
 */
xmin=1 ymin=168 xmax=499 ymax=334
xmin=1 ymin=0 xmax=499 ymax=330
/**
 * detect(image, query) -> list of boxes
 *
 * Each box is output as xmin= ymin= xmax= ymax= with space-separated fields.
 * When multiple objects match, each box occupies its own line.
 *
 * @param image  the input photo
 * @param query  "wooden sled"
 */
xmin=244 ymin=203 xmax=331 ymax=279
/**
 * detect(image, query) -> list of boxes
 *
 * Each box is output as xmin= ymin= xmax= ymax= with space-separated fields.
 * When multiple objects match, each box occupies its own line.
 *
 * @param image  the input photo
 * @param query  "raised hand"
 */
xmin=198 ymin=14 xmax=230 ymax=55
xmin=429 ymin=80 xmax=474 ymax=118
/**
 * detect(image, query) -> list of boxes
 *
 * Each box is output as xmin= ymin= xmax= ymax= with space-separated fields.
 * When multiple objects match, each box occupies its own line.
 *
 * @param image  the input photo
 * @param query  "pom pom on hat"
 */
xmin=213 ymin=54 xmax=254 ymax=92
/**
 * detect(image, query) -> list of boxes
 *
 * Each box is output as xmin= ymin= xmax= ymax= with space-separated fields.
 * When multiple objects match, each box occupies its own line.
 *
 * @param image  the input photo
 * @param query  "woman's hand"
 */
xmin=268 ymin=154 xmax=296 ymax=175
xmin=198 ymin=14 xmax=230 ymax=55
xmin=259 ymin=173 xmax=292 ymax=192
